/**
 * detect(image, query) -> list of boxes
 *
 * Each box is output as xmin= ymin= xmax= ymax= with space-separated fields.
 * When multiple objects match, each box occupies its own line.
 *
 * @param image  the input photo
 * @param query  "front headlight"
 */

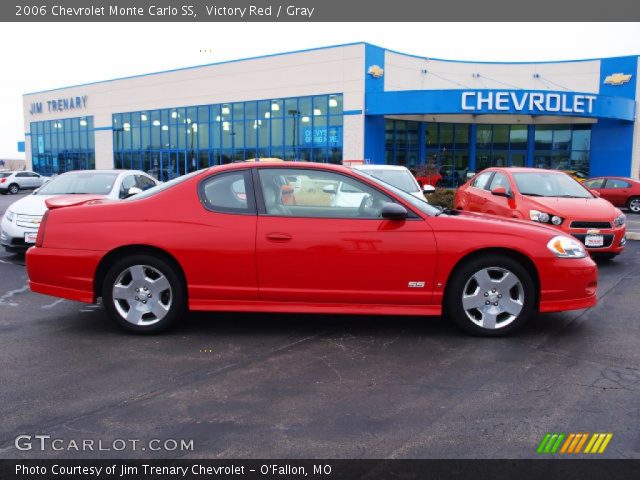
xmin=530 ymin=210 xmax=563 ymax=225
xmin=614 ymin=213 xmax=626 ymax=227
xmin=547 ymin=236 xmax=587 ymax=259
xmin=4 ymin=209 xmax=14 ymax=223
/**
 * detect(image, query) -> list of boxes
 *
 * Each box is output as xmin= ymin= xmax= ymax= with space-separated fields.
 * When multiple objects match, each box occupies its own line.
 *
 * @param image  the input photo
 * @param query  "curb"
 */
xmin=626 ymin=232 xmax=640 ymax=241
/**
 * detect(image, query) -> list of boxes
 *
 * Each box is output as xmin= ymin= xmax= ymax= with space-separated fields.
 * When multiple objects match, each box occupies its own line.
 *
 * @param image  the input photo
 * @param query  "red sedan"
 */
xmin=27 ymin=162 xmax=597 ymax=336
xmin=583 ymin=176 xmax=640 ymax=214
xmin=454 ymin=167 xmax=627 ymax=259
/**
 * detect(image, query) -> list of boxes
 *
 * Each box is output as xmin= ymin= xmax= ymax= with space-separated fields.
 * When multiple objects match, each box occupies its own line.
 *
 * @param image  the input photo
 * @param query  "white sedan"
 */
xmin=1 ymin=170 xmax=158 ymax=253
xmin=324 ymin=164 xmax=434 ymax=207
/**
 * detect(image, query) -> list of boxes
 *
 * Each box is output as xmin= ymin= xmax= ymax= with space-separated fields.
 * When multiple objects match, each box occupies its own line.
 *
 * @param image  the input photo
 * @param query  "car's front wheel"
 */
xmin=445 ymin=255 xmax=535 ymax=336
xmin=102 ymin=254 xmax=186 ymax=334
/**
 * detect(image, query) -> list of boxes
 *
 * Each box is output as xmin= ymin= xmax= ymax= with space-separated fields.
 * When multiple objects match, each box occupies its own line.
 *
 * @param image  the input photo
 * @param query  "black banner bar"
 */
xmin=2 ymin=460 xmax=640 ymax=480
xmin=4 ymin=0 xmax=640 ymax=22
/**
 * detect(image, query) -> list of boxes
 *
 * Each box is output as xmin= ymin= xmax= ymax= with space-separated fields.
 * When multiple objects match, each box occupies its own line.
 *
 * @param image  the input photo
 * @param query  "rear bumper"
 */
xmin=26 ymin=246 xmax=101 ymax=304
xmin=538 ymin=256 xmax=598 ymax=313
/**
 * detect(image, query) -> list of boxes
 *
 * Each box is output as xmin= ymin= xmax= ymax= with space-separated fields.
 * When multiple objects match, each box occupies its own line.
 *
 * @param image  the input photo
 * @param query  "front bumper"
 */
xmin=1 ymin=215 xmax=37 ymax=252
xmin=538 ymin=255 xmax=598 ymax=313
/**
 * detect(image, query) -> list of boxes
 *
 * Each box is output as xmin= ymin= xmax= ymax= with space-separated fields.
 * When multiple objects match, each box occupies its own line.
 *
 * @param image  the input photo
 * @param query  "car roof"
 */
xmin=207 ymin=161 xmax=354 ymax=175
xmin=58 ymin=169 xmax=149 ymax=176
xmin=482 ymin=167 xmax=572 ymax=175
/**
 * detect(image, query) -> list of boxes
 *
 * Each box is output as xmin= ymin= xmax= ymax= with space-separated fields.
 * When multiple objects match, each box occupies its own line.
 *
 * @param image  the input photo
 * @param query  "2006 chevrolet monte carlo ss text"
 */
xmin=26 ymin=162 xmax=597 ymax=336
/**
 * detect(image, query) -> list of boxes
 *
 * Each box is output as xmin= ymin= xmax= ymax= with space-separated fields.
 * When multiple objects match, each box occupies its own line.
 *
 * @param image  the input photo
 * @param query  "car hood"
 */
xmin=441 ymin=209 xmax=561 ymax=237
xmin=525 ymin=196 xmax=618 ymax=219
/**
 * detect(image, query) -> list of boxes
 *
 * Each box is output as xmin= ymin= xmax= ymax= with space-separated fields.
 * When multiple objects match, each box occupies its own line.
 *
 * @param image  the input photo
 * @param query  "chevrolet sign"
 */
xmin=461 ymin=91 xmax=596 ymax=114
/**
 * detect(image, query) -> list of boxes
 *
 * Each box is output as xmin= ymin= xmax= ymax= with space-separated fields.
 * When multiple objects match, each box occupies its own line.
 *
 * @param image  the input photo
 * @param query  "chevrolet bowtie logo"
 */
xmin=368 ymin=65 xmax=384 ymax=78
xmin=603 ymin=73 xmax=632 ymax=86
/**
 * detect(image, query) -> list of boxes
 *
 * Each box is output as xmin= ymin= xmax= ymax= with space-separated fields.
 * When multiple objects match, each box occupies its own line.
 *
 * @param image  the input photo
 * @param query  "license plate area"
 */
xmin=24 ymin=232 xmax=37 ymax=244
xmin=585 ymin=234 xmax=604 ymax=248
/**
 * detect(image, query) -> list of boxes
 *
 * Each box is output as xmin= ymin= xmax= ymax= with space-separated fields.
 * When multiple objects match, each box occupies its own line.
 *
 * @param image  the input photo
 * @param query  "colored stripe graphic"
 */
xmin=538 ymin=432 xmax=612 ymax=454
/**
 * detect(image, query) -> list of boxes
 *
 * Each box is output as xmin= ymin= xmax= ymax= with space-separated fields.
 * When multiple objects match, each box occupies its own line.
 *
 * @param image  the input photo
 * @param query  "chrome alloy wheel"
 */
xmin=629 ymin=198 xmax=640 ymax=213
xmin=461 ymin=267 xmax=524 ymax=330
xmin=112 ymin=265 xmax=172 ymax=326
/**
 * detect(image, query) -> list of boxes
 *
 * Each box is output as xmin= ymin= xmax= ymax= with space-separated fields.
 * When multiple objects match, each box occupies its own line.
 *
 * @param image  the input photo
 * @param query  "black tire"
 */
xmin=627 ymin=196 xmax=640 ymax=214
xmin=8 ymin=184 xmax=19 ymax=195
xmin=445 ymin=254 xmax=536 ymax=336
xmin=102 ymin=254 xmax=186 ymax=334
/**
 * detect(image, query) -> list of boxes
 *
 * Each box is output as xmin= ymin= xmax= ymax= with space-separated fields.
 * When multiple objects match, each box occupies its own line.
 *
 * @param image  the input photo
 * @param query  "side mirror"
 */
xmin=491 ymin=186 xmax=510 ymax=198
xmin=323 ymin=184 xmax=337 ymax=194
xmin=591 ymin=190 xmax=600 ymax=197
xmin=422 ymin=185 xmax=436 ymax=194
xmin=381 ymin=203 xmax=408 ymax=220
xmin=126 ymin=187 xmax=143 ymax=198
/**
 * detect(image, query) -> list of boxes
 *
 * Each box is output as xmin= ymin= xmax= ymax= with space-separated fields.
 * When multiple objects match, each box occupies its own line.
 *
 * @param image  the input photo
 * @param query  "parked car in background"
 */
xmin=27 ymin=162 xmax=597 ymax=337
xmin=454 ymin=167 xmax=626 ymax=259
xmin=352 ymin=165 xmax=435 ymax=200
xmin=561 ymin=170 xmax=589 ymax=183
xmin=583 ymin=176 xmax=640 ymax=214
xmin=0 ymin=170 xmax=49 ymax=195
xmin=1 ymin=170 xmax=158 ymax=253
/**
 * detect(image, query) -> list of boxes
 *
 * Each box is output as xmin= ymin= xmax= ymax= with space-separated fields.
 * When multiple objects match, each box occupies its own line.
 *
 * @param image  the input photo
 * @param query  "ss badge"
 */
xmin=408 ymin=281 xmax=425 ymax=288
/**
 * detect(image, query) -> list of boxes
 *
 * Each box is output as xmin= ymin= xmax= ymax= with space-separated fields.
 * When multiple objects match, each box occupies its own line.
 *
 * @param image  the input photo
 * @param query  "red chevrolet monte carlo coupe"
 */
xmin=454 ymin=168 xmax=627 ymax=259
xmin=27 ymin=162 xmax=597 ymax=336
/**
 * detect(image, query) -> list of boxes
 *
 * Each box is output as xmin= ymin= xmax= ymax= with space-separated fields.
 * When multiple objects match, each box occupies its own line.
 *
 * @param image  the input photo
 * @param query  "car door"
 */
xmin=484 ymin=172 xmax=518 ymax=218
xmin=465 ymin=171 xmax=494 ymax=212
xmin=601 ymin=178 xmax=631 ymax=207
xmin=14 ymin=172 xmax=30 ymax=189
xmin=254 ymin=167 xmax=437 ymax=305
xmin=583 ymin=178 xmax=605 ymax=199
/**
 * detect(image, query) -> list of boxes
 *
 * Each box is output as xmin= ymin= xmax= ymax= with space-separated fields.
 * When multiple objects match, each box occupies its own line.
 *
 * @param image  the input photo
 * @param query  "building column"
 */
xmin=526 ymin=124 xmax=535 ymax=167
xmin=469 ymin=124 xmax=477 ymax=171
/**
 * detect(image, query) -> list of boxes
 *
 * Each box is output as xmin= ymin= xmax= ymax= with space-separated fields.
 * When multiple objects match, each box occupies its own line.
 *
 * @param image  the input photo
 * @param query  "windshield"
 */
xmin=37 ymin=172 xmax=119 ymax=195
xmin=125 ymin=169 xmax=206 ymax=201
xmin=513 ymin=172 xmax=593 ymax=199
xmin=358 ymin=168 xmax=420 ymax=193
xmin=352 ymin=170 xmax=441 ymax=216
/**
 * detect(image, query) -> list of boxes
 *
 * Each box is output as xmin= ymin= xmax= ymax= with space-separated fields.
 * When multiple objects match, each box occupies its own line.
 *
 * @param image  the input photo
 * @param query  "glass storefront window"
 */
xmin=30 ymin=116 xmax=96 ymax=175
xmin=509 ymin=125 xmax=527 ymax=149
xmin=112 ymin=94 xmax=343 ymax=177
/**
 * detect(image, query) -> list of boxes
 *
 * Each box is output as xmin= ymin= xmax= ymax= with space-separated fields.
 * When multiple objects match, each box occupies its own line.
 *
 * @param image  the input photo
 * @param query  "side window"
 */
xmin=200 ymin=171 xmax=254 ymax=214
xmin=471 ymin=172 xmax=492 ymax=190
xmin=605 ymin=179 xmax=630 ymax=189
xmin=584 ymin=179 xmax=604 ymax=189
xmin=16 ymin=172 xmax=27 ymax=177
xmin=258 ymin=168 xmax=397 ymax=219
xmin=488 ymin=172 xmax=512 ymax=195
xmin=136 ymin=175 xmax=157 ymax=191
xmin=119 ymin=175 xmax=138 ymax=198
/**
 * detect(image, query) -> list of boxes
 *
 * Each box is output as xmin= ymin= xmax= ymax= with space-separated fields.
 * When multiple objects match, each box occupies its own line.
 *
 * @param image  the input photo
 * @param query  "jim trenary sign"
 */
xmin=461 ymin=91 xmax=596 ymax=114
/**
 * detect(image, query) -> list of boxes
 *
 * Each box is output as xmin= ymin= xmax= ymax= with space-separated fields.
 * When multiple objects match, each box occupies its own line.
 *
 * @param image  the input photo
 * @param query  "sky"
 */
xmin=1 ymin=22 xmax=639 ymax=159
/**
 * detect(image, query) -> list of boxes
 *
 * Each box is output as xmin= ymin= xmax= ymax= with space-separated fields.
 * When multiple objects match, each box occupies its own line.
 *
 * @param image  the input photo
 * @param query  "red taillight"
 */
xmin=35 ymin=210 xmax=50 ymax=247
xmin=0 ymin=178 xmax=6 ymax=183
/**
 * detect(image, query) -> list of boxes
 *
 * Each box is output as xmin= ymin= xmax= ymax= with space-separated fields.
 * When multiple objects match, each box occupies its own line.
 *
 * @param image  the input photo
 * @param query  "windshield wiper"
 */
xmin=552 ymin=195 xmax=588 ymax=198
xmin=521 ymin=193 xmax=545 ymax=197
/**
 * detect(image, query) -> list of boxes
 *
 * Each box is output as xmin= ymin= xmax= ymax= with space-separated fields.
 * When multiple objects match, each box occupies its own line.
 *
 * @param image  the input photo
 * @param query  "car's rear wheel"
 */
xmin=445 ymin=255 xmax=535 ymax=336
xmin=627 ymin=196 xmax=640 ymax=214
xmin=8 ymin=184 xmax=19 ymax=195
xmin=102 ymin=254 xmax=186 ymax=334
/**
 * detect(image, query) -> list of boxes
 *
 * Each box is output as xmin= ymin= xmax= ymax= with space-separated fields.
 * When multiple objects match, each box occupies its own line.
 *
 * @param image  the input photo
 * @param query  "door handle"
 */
xmin=266 ymin=232 xmax=292 ymax=242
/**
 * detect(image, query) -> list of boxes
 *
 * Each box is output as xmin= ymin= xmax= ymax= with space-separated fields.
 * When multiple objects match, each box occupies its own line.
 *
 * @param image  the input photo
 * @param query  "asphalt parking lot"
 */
xmin=0 ymin=191 xmax=639 ymax=459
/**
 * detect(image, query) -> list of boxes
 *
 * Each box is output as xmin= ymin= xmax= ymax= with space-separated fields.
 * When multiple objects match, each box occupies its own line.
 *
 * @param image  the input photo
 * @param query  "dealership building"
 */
xmin=22 ymin=43 xmax=639 ymax=183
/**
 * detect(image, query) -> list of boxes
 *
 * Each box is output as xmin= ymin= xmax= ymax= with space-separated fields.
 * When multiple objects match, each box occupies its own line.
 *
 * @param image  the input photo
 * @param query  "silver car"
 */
xmin=0 ymin=171 xmax=49 ymax=195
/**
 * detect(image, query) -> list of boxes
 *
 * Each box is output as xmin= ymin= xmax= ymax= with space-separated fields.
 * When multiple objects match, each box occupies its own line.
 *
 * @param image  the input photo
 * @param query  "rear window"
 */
xmin=37 ymin=172 xmax=119 ymax=195
xmin=0 ymin=173 xmax=11 ymax=178
xmin=359 ymin=169 xmax=420 ymax=193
